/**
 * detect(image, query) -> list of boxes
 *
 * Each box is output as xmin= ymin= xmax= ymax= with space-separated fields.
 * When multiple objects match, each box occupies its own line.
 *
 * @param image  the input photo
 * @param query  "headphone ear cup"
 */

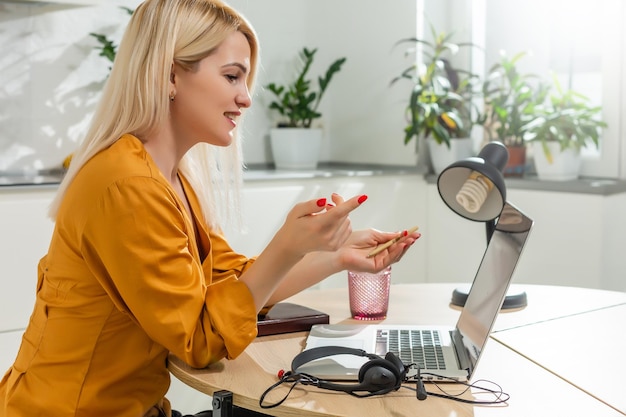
xmin=357 ymin=359 xmax=401 ymax=392
xmin=384 ymin=351 xmax=407 ymax=380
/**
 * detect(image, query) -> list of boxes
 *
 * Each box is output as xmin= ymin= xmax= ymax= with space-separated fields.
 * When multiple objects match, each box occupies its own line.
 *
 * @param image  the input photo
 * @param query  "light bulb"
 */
xmin=456 ymin=171 xmax=495 ymax=213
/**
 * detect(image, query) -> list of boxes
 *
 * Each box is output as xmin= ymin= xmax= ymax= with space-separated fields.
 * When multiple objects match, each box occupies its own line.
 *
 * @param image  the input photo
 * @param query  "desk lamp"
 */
xmin=437 ymin=141 xmax=528 ymax=309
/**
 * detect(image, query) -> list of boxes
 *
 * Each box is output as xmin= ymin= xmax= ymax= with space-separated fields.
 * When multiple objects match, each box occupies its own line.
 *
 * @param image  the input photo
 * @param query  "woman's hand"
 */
xmin=242 ymin=193 xmax=367 ymax=310
xmin=273 ymin=193 xmax=368 ymax=260
xmin=336 ymin=228 xmax=421 ymax=273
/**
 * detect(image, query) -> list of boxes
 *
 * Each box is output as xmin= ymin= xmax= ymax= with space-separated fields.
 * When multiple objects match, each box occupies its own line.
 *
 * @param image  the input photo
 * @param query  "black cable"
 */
xmin=413 ymin=372 xmax=510 ymax=405
xmin=260 ymin=367 xmax=510 ymax=408
xmin=259 ymin=371 xmax=311 ymax=409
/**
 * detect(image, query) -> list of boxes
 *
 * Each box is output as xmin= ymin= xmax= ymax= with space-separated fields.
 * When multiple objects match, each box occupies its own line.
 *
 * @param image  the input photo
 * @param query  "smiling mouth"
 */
xmin=225 ymin=111 xmax=240 ymax=122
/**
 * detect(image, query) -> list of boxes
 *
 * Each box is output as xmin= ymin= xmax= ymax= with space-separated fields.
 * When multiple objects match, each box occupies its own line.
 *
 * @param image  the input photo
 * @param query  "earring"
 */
xmin=169 ymin=92 xmax=176 ymax=102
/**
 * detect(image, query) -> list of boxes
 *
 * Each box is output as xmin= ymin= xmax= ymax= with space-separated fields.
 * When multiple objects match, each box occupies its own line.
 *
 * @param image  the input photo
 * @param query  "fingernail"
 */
xmin=357 ymin=195 xmax=368 ymax=204
xmin=402 ymin=230 xmax=408 ymax=237
xmin=316 ymin=198 xmax=327 ymax=207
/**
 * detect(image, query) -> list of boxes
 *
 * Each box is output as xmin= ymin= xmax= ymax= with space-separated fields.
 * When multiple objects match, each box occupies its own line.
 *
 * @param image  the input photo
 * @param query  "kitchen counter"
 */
xmin=0 ymin=163 xmax=420 ymax=189
xmin=2 ymin=163 xmax=626 ymax=196
xmin=242 ymin=162 xmax=420 ymax=181
xmin=0 ymin=168 xmax=65 ymax=188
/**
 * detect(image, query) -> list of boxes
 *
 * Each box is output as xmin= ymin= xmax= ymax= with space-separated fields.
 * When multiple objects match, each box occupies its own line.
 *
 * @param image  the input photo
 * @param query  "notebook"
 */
xmin=297 ymin=202 xmax=533 ymax=382
xmin=256 ymin=302 xmax=329 ymax=337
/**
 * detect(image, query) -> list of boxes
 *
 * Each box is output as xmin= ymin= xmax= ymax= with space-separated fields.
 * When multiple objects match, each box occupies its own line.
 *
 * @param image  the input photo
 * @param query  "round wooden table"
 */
xmin=169 ymin=283 xmax=626 ymax=417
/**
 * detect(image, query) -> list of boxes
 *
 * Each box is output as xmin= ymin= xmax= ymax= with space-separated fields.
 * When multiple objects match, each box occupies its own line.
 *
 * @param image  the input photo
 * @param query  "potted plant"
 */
xmin=392 ymin=27 xmax=484 ymax=174
xmin=265 ymin=47 xmax=346 ymax=170
xmin=522 ymin=75 xmax=607 ymax=180
xmin=482 ymin=51 xmax=549 ymax=177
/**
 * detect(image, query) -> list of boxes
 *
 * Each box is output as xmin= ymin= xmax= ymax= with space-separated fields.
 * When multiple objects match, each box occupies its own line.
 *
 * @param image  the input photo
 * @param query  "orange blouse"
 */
xmin=0 ymin=135 xmax=258 ymax=416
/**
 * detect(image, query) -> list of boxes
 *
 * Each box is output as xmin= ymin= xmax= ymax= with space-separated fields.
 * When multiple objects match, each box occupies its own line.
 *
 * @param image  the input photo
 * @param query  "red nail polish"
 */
xmin=357 ymin=195 xmax=368 ymax=204
xmin=316 ymin=198 xmax=327 ymax=207
xmin=403 ymin=230 xmax=408 ymax=237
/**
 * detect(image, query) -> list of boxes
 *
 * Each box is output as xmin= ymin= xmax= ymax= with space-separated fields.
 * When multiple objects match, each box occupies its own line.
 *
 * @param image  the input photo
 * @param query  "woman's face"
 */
xmin=170 ymin=31 xmax=252 ymax=147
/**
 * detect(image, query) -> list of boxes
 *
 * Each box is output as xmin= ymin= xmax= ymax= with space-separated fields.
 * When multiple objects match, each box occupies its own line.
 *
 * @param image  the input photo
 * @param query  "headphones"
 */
xmin=289 ymin=346 xmax=407 ymax=397
xmin=261 ymin=347 xmax=509 ymax=408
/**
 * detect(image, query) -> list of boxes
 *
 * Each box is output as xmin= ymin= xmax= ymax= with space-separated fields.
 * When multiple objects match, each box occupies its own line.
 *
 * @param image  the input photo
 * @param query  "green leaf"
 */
xmin=264 ymin=47 xmax=346 ymax=128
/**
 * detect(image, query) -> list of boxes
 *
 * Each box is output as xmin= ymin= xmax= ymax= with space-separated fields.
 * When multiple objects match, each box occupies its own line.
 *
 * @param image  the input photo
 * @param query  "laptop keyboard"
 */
xmin=376 ymin=329 xmax=447 ymax=370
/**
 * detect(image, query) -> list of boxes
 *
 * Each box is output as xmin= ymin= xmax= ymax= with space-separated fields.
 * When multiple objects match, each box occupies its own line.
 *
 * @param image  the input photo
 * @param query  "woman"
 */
xmin=0 ymin=1 xmax=420 ymax=416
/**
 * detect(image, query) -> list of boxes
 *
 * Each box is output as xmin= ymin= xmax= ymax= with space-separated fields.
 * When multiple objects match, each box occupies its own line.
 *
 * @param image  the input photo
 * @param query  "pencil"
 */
xmin=366 ymin=226 xmax=419 ymax=258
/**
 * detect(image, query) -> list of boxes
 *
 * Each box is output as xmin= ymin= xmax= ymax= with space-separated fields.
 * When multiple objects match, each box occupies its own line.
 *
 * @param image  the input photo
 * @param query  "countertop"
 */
xmin=2 ymin=163 xmax=626 ymax=196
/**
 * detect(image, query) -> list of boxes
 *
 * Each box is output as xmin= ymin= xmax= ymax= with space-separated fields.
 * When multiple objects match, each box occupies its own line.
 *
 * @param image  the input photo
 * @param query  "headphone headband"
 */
xmin=289 ymin=346 xmax=407 ymax=397
xmin=291 ymin=346 xmax=380 ymax=373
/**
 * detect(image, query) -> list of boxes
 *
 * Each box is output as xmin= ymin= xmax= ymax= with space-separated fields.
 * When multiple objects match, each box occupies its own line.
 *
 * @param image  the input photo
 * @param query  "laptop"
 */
xmin=297 ymin=202 xmax=533 ymax=382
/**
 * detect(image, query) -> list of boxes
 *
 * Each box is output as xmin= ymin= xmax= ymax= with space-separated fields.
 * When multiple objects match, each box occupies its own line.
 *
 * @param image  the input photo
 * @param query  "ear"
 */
xmin=169 ymin=63 xmax=176 ymax=84
xmin=169 ymin=64 xmax=177 ymax=100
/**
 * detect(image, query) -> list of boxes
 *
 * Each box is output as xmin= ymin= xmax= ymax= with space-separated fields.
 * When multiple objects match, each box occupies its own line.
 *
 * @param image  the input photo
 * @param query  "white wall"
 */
xmin=186 ymin=0 xmax=421 ymax=166
xmin=0 ymin=1 xmax=140 ymax=173
xmin=2 ymin=0 xmax=624 ymax=177
xmin=0 ymin=0 xmax=419 ymax=173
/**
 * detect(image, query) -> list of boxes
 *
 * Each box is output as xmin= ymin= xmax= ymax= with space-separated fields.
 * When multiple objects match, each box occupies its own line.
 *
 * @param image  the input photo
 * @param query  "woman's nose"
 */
xmin=237 ymin=86 xmax=252 ymax=109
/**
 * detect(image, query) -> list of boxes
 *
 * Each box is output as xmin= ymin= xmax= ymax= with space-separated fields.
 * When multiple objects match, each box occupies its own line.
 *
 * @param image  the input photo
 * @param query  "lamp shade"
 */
xmin=437 ymin=142 xmax=509 ymax=222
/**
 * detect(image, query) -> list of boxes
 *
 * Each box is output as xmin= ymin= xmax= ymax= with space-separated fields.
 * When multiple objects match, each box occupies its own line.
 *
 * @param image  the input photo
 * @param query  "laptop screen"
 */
xmin=456 ymin=202 xmax=533 ymax=375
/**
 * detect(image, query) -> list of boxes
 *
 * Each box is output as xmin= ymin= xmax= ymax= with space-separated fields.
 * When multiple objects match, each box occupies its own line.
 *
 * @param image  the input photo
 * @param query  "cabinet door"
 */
xmin=507 ymin=189 xmax=605 ymax=289
xmin=0 ymin=330 xmax=22 ymax=374
xmin=223 ymin=175 xmax=428 ymax=289
xmin=0 ymin=189 xmax=56 ymax=331
xmin=425 ymin=184 xmax=612 ymax=290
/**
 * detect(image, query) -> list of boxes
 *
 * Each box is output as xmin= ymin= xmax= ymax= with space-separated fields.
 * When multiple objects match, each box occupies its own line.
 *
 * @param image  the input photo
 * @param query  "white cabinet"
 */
xmin=507 ymin=188 xmax=626 ymax=291
xmin=0 ymin=331 xmax=21 ymax=374
xmin=0 ymin=175 xmax=427 ymax=413
xmin=3 ymin=178 xmax=625 ymax=338
xmin=3 ymin=178 xmax=626 ymax=334
xmin=2 ymin=174 xmax=626 ymax=412
xmin=425 ymin=183 xmax=626 ymax=292
xmin=0 ymin=186 xmax=56 ymax=403
xmin=424 ymin=183 xmax=486 ymax=285
xmin=222 ymin=174 xmax=429 ymax=289
xmin=0 ymin=175 xmax=427 ymax=329
xmin=0 ymin=187 xmax=56 ymax=332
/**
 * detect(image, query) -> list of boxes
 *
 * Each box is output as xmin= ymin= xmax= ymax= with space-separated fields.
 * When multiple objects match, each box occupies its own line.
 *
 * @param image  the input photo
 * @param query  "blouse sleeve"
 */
xmin=204 ymin=228 xmax=257 ymax=282
xmin=79 ymin=177 xmax=257 ymax=368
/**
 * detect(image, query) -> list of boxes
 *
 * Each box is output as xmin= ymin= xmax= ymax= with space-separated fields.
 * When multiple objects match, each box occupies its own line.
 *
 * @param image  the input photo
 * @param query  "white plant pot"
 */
xmin=270 ymin=128 xmax=322 ymax=170
xmin=532 ymin=142 xmax=581 ymax=181
xmin=428 ymin=137 xmax=474 ymax=175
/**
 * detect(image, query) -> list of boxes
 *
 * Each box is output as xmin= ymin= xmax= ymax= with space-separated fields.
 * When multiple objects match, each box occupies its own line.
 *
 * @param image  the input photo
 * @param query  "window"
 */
xmin=423 ymin=0 xmax=625 ymax=179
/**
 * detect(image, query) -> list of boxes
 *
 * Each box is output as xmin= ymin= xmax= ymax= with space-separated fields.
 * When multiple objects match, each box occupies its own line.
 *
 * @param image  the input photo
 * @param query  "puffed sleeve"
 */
xmin=204 ymin=229 xmax=256 ymax=282
xmin=79 ymin=177 xmax=257 ymax=368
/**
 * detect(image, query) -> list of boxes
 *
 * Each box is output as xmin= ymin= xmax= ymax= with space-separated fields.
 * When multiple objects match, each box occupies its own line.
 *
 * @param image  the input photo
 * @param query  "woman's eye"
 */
xmin=226 ymin=74 xmax=239 ymax=83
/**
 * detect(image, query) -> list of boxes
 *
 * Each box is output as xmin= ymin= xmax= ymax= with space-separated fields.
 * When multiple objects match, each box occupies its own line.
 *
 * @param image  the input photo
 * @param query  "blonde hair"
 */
xmin=49 ymin=0 xmax=259 ymax=229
